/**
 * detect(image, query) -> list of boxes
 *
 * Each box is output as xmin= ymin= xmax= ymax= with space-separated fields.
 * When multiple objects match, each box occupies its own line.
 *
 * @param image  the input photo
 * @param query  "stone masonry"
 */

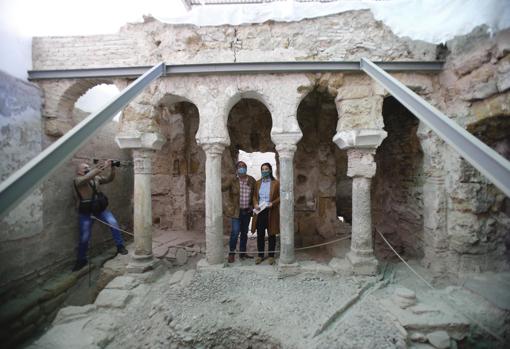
xmin=23 ymin=10 xmax=510 ymax=282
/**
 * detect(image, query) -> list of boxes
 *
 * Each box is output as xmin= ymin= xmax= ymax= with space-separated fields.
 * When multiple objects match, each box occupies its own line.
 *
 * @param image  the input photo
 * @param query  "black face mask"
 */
xmin=84 ymin=169 xmax=90 ymax=174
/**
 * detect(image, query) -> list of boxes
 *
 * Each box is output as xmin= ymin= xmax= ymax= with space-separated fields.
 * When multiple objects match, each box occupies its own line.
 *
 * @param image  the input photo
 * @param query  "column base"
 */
xmin=127 ymin=253 xmax=159 ymax=274
xmin=346 ymin=251 xmax=379 ymax=276
xmin=277 ymin=262 xmax=300 ymax=277
xmin=197 ymin=258 xmax=226 ymax=271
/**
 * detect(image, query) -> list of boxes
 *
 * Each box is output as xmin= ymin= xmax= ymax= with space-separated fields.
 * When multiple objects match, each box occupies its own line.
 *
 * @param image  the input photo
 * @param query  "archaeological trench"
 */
xmin=1 ymin=9 xmax=510 ymax=349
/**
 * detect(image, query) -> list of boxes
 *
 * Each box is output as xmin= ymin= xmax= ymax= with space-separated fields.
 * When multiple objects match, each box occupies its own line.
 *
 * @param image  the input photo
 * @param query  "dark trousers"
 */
xmin=78 ymin=210 xmax=124 ymax=262
xmin=229 ymin=208 xmax=252 ymax=255
xmin=256 ymin=210 xmax=276 ymax=258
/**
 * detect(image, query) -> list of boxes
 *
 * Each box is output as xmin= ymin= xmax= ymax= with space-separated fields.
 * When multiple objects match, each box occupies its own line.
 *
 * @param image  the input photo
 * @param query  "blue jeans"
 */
xmin=229 ymin=209 xmax=252 ymax=254
xmin=78 ymin=210 xmax=124 ymax=262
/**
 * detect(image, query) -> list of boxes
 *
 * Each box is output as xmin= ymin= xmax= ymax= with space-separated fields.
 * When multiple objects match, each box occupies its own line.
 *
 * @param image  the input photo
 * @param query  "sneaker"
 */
xmin=228 ymin=254 xmax=235 ymax=263
xmin=117 ymin=245 xmax=128 ymax=255
xmin=267 ymin=257 xmax=275 ymax=265
xmin=255 ymin=257 xmax=263 ymax=265
xmin=72 ymin=259 xmax=87 ymax=272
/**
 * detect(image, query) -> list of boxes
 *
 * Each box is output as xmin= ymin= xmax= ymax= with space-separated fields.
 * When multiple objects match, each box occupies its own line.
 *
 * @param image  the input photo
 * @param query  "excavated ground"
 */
xmin=27 ymin=257 xmax=510 ymax=349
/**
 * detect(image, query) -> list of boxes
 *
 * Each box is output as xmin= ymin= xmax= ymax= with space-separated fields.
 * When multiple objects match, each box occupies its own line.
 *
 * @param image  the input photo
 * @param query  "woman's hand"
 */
xmin=268 ymin=202 xmax=273 ymax=208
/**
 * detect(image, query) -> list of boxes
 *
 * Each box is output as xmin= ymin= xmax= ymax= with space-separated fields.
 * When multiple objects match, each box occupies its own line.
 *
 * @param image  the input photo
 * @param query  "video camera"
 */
xmin=93 ymin=158 xmax=122 ymax=167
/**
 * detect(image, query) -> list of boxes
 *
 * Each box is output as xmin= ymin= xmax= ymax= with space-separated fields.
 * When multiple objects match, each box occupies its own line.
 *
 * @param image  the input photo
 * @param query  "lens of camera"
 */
xmin=113 ymin=160 xmax=121 ymax=167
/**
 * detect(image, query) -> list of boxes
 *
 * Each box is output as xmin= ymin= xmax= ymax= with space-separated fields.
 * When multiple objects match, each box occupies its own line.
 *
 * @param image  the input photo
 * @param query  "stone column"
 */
xmin=333 ymin=129 xmax=387 ymax=275
xmin=116 ymin=131 xmax=165 ymax=273
xmin=272 ymin=133 xmax=302 ymax=267
xmin=131 ymin=148 xmax=155 ymax=271
xmin=201 ymin=142 xmax=227 ymax=266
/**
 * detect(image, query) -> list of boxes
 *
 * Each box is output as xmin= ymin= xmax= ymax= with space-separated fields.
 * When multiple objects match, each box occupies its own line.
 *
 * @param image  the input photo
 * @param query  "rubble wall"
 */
xmin=426 ymin=27 xmax=510 ymax=279
xmin=32 ymin=10 xmax=437 ymax=70
xmin=152 ymin=102 xmax=205 ymax=232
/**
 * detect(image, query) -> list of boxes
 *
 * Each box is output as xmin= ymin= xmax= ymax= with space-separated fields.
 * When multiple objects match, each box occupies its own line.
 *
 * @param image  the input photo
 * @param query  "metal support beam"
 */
xmin=28 ymin=61 xmax=444 ymax=80
xmin=360 ymin=57 xmax=510 ymax=197
xmin=0 ymin=62 xmax=166 ymax=219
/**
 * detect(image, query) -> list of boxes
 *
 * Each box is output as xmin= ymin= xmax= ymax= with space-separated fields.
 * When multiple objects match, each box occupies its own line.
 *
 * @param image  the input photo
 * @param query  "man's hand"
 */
xmin=105 ymin=160 xmax=112 ymax=168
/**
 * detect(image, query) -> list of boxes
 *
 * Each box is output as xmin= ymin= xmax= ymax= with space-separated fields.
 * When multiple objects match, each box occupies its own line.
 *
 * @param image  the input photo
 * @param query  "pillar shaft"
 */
xmin=276 ymin=143 xmax=297 ymax=265
xmin=345 ymin=147 xmax=378 ymax=274
xmin=203 ymin=142 xmax=226 ymax=265
xmin=351 ymin=176 xmax=374 ymax=256
xmin=132 ymin=149 xmax=154 ymax=259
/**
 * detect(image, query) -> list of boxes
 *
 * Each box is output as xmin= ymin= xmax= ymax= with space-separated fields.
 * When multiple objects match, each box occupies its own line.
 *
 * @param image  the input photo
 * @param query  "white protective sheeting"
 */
xmin=156 ymin=0 xmax=510 ymax=44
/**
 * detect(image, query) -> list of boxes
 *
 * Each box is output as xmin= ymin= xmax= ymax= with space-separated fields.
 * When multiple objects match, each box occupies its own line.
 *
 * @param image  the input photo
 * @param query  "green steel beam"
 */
xmin=0 ymin=63 xmax=166 ymax=219
xmin=361 ymin=57 xmax=510 ymax=197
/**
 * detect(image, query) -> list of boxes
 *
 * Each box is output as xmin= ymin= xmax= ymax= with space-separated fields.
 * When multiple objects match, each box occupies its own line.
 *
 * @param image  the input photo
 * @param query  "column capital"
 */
xmin=275 ymin=143 xmax=297 ymax=159
xmin=200 ymin=142 xmax=227 ymax=156
xmin=347 ymin=148 xmax=377 ymax=178
xmin=115 ymin=131 xmax=166 ymax=151
xmin=271 ymin=131 xmax=302 ymax=146
xmin=132 ymin=149 xmax=154 ymax=175
xmin=333 ymin=129 xmax=387 ymax=150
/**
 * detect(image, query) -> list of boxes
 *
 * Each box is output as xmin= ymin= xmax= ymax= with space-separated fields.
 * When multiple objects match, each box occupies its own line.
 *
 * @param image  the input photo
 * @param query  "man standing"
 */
xmin=223 ymin=161 xmax=256 ymax=263
xmin=73 ymin=160 xmax=128 ymax=271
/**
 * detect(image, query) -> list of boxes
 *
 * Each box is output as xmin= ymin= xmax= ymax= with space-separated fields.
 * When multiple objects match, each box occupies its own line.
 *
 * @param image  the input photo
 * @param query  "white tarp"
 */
xmin=156 ymin=0 xmax=510 ymax=44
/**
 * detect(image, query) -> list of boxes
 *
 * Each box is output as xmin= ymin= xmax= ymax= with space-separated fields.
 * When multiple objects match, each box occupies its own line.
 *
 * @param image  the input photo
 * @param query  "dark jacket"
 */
xmin=251 ymin=179 xmax=280 ymax=236
xmin=222 ymin=175 xmax=256 ymax=218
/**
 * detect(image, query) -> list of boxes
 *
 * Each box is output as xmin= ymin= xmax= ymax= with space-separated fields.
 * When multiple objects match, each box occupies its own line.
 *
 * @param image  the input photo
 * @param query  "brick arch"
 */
xmin=57 ymin=78 xmax=116 ymax=118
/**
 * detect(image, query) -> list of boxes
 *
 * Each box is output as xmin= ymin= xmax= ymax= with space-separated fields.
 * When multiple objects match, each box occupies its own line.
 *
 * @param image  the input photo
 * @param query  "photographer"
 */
xmin=72 ymin=159 xmax=128 ymax=272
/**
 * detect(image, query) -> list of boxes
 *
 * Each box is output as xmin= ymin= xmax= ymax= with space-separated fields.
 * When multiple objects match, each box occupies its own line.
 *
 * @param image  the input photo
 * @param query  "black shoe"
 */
xmin=72 ymin=259 xmax=88 ymax=272
xmin=117 ymin=245 xmax=128 ymax=255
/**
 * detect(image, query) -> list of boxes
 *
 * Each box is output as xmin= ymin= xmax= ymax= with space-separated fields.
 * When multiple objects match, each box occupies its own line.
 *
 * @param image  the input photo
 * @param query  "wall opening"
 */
xmin=295 ymin=89 xmax=350 ymax=252
xmin=226 ymin=98 xmax=274 ymax=237
xmin=152 ymin=101 xmax=204 ymax=232
xmin=372 ymin=96 xmax=424 ymax=260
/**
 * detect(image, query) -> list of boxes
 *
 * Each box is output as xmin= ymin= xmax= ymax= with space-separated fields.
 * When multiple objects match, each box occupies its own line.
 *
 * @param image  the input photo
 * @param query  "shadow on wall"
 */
xmin=295 ymin=89 xmax=350 ymax=249
xmin=152 ymin=101 xmax=205 ymax=232
xmin=372 ymin=96 xmax=424 ymax=260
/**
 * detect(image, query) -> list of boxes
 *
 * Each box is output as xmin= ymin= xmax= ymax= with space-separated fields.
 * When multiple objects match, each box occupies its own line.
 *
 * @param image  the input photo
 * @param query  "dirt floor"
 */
xmin=25 ymin=231 xmax=510 ymax=349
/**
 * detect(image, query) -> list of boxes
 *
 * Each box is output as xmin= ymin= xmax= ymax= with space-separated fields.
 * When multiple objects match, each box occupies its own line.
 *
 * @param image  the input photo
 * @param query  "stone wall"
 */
xmin=29 ymin=10 xmax=510 ymax=279
xmin=295 ymin=90 xmax=351 ymax=247
xmin=372 ymin=96 xmax=425 ymax=259
xmin=0 ymin=71 xmax=44 ymax=294
xmin=32 ymin=10 xmax=437 ymax=71
xmin=424 ymin=27 xmax=510 ymax=279
xmin=0 ymin=72 xmax=134 ymax=346
xmin=152 ymin=102 xmax=205 ymax=232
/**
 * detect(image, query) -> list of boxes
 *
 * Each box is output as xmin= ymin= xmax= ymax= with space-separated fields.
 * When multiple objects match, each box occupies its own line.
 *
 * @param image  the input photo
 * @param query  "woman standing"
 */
xmin=251 ymin=163 xmax=280 ymax=265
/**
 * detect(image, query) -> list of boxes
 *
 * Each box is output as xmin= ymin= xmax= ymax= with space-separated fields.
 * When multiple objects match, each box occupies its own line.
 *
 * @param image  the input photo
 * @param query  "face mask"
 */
xmin=261 ymin=170 xmax=270 ymax=178
xmin=84 ymin=169 xmax=90 ymax=174
xmin=238 ymin=167 xmax=247 ymax=175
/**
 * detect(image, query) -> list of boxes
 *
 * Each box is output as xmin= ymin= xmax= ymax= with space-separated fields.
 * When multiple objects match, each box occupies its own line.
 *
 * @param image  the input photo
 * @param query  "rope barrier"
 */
xmin=376 ymin=229 xmax=504 ymax=343
xmin=92 ymin=215 xmax=350 ymax=255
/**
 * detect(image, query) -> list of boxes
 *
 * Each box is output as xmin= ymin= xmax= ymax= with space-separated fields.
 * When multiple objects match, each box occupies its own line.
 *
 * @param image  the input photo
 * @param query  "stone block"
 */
xmin=43 ymin=273 xmax=79 ymax=297
xmin=53 ymin=304 xmax=97 ymax=325
xmin=94 ymin=289 xmax=132 ymax=309
xmin=105 ymin=276 xmax=139 ymax=290
xmin=40 ymin=292 xmax=67 ymax=315
xmin=452 ymin=49 xmax=491 ymax=77
xmin=471 ymin=92 xmax=510 ymax=122
xmin=427 ymin=330 xmax=450 ymax=349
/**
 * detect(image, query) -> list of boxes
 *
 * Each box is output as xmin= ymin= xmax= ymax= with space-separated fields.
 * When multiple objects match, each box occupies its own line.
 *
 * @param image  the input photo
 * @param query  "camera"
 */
xmin=93 ymin=159 xmax=121 ymax=167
